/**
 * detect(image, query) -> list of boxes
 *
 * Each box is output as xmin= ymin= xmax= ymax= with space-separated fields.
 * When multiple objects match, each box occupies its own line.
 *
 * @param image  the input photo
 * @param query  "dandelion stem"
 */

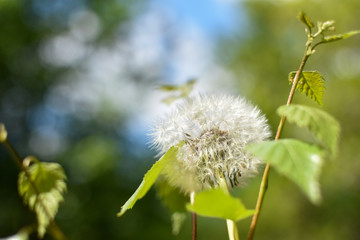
xmin=247 ymin=45 xmax=311 ymax=240
xmin=218 ymin=175 xmax=240 ymax=240
xmin=226 ymin=219 xmax=240 ymax=240
xmin=190 ymin=191 xmax=197 ymax=240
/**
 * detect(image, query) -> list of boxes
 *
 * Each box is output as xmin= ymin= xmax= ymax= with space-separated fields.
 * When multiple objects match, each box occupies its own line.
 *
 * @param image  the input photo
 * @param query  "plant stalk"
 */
xmin=247 ymin=49 xmax=311 ymax=240
xmin=226 ymin=219 xmax=240 ymax=240
xmin=190 ymin=191 xmax=197 ymax=240
xmin=218 ymin=176 xmax=240 ymax=240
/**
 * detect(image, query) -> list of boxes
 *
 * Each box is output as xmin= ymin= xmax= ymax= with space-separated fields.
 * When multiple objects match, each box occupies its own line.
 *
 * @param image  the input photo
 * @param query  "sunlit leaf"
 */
xmin=320 ymin=20 xmax=335 ymax=32
xmin=117 ymin=141 xmax=184 ymax=217
xmin=289 ymin=71 xmax=325 ymax=105
xmin=247 ymin=139 xmax=325 ymax=204
xmin=159 ymin=79 xmax=196 ymax=104
xmin=186 ymin=188 xmax=255 ymax=221
xmin=277 ymin=104 xmax=340 ymax=157
xmin=158 ymin=79 xmax=196 ymax=93
xmin=323 ymin=30 xmax=360 ymax=43
xmin=0 ymin=123 xmax=7 ymax=142
xmin=298 ymin=12 xmax=314 ymax=29
xmin=18 ymin=162 xmax=67 ymax=238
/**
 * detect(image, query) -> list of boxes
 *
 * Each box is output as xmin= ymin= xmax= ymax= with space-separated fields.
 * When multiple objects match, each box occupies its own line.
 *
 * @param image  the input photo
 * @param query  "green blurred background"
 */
xmin=1 ymin=0 xmax=360 ymax=239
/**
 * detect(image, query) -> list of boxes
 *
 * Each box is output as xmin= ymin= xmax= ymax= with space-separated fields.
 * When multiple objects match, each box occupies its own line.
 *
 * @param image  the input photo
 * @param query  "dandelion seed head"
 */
xmin=151 ymin=94 xmax=271 ymax=193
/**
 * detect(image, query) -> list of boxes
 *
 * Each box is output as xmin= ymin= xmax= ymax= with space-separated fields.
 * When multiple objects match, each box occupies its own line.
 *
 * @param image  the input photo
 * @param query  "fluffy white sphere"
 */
xmin=151 ymin=94 xmax=271 ymax=193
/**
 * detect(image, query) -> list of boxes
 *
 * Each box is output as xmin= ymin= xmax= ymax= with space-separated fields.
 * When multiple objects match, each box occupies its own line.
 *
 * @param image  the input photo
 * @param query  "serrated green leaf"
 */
xmin=18 ymin=162 xmax=67 ymax=238
xmin=277 ymin=104 xmax=340 ymax=157
xmin=289 ymin=71 xmax=325 ymax=105
xmin=323 ymin=30 xmax=360 ymax=43
xmin=298 ymin=12 xmax=314 ymax=29
xmin=186 ymin=188 xmax=255 ymax=221
xmin=247 ymin=139 xmax=325 ymax=204
xmin=155 ymin=177 xmax=188 ymax=213
xmin=117 ymin=141 xmax=184 ymax=217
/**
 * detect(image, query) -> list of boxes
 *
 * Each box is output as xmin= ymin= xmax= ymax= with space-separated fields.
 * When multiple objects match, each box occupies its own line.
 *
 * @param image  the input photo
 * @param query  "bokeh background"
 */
xmin=1 ymin=0 xmax=360 ymax=239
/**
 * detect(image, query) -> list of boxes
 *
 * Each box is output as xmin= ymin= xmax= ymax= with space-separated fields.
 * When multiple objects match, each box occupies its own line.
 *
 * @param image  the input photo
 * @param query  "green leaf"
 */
xmin=247 ymin=139 xmax=325 ymax=204
xmin=159 ymin=79 xmax=196 ymax=105
xmin=179 ymin=79 xmax=196 ymax=97
xmin=158 ymin=79 xmax=196 ymax=93
xmin=323 ymin=30 xmax=360 ymax=43
xmin=161 ymin=95 xmax=181 ymax=105
xmin=158 ymin=85 xmax=178 ymax=91
xmin=277 ymin=104 xmax=340 ymax=157
xmin=117 ymin=141 xmax=184 ymax=217
xmin=298 ymin=12 xmax=314 ymax=29
xmin=18 ymin=162 xmax=67 ymax=238
xmin=0 ymin=123 xmax=7 ymax=142
xmin=320 ymin=20 xmax=335 ymax=32
xmin=186 ymin=188 xmax=255 ymax=221
xmin=155 ymin=177 xmax=188 ymax=213
xmin=289 ymin=71 xmax=325 ymax=105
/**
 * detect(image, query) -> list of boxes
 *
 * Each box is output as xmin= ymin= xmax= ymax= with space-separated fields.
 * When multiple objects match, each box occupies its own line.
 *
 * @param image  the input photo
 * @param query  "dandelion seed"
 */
xmin=151 ymin=94 xmax=271 ymax=193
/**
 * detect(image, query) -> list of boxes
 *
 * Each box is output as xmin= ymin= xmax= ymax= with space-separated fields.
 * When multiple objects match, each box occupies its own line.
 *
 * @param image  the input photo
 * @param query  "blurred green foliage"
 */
xmin=1 ymin=0 xmax=360 ymax=239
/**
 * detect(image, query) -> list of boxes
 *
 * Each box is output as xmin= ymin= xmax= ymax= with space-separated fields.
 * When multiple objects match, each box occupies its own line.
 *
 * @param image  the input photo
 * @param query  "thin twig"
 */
xmin=247 ymin=50 xmax=310 ymax=240
xmin=190 ymin=191 xmax=197 ymax=240
xmin=192 ymin=212 xmax=197 ymax=240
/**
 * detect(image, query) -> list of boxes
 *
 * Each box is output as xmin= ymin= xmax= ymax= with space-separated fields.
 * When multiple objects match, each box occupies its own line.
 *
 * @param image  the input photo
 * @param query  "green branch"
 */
xmin=246 ymin=12 xmax=357 ymax=240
